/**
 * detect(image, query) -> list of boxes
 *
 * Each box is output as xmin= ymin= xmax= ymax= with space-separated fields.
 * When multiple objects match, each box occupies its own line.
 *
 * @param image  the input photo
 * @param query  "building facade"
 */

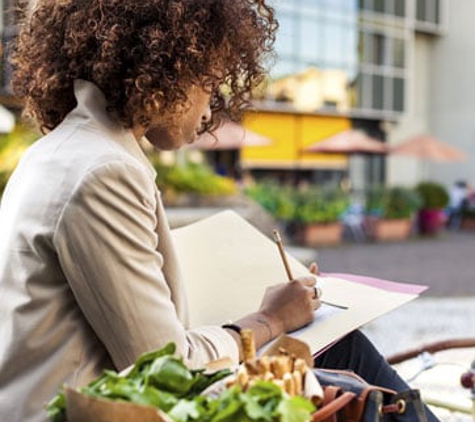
xmin=241 ymin=0 xmax=475 ymax=191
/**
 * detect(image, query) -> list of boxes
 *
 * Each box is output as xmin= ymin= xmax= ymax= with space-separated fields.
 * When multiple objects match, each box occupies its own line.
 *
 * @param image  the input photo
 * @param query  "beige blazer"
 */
xmin=0 ymin=80 xmax=238 ymax=422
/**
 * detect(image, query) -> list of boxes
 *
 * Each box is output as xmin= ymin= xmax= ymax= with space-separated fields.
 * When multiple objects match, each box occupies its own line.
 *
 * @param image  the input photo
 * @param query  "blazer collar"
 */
xmin=69 ymin=79 xmax=157 ymax=179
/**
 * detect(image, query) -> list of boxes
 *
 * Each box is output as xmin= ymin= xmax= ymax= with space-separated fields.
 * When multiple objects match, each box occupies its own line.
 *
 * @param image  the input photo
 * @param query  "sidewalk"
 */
xmin=293 ymin=230 xmax=475 ymax=296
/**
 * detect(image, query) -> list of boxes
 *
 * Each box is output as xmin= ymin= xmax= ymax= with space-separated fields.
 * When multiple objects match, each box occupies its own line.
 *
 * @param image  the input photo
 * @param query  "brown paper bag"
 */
xmin=65 ymin=388 xmax=174 ymax=422
xmin=262 ymin=334 xmax=314 ymax=367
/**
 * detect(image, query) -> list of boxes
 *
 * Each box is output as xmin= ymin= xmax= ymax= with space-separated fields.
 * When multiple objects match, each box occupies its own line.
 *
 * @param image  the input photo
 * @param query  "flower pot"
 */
xmin=461 ymin=217 xmax=475 ymax=230
xmin=296 ymin=222 xmax=343 ymax=247
xmin=364 ymin=217 xmax=413 ymax=242
xmin=418 ymin=209 xmax=444 ymax=235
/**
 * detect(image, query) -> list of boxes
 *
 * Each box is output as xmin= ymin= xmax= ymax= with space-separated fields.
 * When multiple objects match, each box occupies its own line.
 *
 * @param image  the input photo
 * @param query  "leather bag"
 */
xmin=310 ymin=368 xmax=428 ymax=422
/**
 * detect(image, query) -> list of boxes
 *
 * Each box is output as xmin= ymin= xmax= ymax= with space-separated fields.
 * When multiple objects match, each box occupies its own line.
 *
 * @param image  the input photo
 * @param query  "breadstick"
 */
xmin=240 ymin=328 xmax=256 ymax=361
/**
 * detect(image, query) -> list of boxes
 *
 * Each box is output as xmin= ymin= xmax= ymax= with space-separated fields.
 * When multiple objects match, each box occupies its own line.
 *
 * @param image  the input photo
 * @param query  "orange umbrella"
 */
xmin=190 ymin=120 xmax=273 ymax=150
xmin=391 ymin=134 xmax=466 ymax=162
xmin=305 ymin=129 xmax=388 ymax=155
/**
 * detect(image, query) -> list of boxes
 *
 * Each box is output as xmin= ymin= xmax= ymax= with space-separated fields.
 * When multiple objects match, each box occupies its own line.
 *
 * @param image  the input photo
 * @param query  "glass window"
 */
xmin=374 ymin=0 xmax=385 ymax=14
xmin=362 ymin=73 xmax=372 ymax=109
xmin=323 ymin=22 xmax=345 ymax=66
xmin=269 ymin=1 xmax=409 ymax=115
xmin=416 ymin=0 xmax=426 ymax=21
xmin=372 ymin=74 xmax=384 ymax=110
xmin=341 ymin=24 xmax=359 ymax=67
xmin=274 ymin=13 xmax=295 ymax=58
xmin=434 ymin=0 xmax=441 ymax=24
xmin=417 ymin=0 xmax=441 ymax=24
xmin=393 ymin=77 xmax=404 ymax=112
xmin=300 ymin=17 xmax=321 ymax=63
xmin=371 ymin=33 xmax=386 ymax=66
xmin=339 ymin=0 xmax=358 ymax=11
xmin=271 ymin=60 xmax=297 ymax=79
xmin=350 ymin=72 xmax=364 ymax=108
xmin=392 ymin=37 xmax=405 ymax=68
xmin=360 ymin=32 xmax=373 ymax=64
xmin=358 ymin=0 xmax=373 ymax=12
xmin=394 ymin=0 xmax=406 ymax=17
xmin=300 ymin=0 xmax=320 ymax=16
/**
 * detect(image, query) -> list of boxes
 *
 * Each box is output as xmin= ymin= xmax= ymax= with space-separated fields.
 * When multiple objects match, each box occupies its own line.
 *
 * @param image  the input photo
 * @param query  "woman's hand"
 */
xmin=228 ymin=261 xmax=323 ymax=359
xmin=258 ymin=274 xmax=320 ymax=335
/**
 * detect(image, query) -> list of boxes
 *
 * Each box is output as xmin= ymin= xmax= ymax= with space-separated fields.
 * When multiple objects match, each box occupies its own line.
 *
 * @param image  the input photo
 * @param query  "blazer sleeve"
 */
xmin=53 ymin=158 xmax=238 ymax=370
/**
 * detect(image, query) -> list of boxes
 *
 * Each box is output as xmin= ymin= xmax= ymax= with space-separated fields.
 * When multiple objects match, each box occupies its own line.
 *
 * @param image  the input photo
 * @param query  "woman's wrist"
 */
xmin=256 ymin=311 xmax=283 ymax=342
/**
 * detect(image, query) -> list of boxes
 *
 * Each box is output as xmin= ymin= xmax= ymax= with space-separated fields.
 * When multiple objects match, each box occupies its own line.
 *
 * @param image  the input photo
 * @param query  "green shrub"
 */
xmin=293 ymin=185 xmax=349 ymax=224
xmin=153 ymin=160 xmax=237 ymax=197
xmin=244 ymin=181 xmax=295 ymax=222
xmin=366 ymin=186 xmax=421 ymax=219
xmin=245 ymin=182 xmax=349 ymax=224
xmin=415 ymin=181 xmax=449 ymax=209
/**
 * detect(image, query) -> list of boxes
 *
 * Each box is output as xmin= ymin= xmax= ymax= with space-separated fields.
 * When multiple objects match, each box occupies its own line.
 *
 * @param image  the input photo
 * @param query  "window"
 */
xmin=393 ymin=77 xmax=405 ymax=112
xmin=300 ymin=18 xmax=321 ymax=63
xmin=392 ymin=38 xmax=405 ymax=68
xmin=372 ymin=74 xmax=384 ymax=110
xmin=394 ymin=0 xmax=406 ymax=17
xmin=371 ymin=33 xmax=386 ymax=66
xmin=416 ymin=0 xmax=444 ymax=32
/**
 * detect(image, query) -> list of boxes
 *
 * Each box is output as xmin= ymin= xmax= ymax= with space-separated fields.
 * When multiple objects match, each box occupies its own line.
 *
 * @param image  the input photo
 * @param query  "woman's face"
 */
xmin=143 ymin=86 xmax=212 ymax=151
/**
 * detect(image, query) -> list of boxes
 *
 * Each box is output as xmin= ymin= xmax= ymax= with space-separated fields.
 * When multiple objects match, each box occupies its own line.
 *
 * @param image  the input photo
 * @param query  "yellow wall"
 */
xmin=241 ymin=111 xmax=350 ymax=170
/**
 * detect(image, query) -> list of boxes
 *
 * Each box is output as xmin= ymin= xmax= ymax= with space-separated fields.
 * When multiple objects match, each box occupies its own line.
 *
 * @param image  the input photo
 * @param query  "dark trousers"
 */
xmin=314 ymin=330 xmax=441 ymax=422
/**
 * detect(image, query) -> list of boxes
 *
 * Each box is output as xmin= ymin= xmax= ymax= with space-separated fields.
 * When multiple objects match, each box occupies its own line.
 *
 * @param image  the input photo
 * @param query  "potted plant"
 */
xmin=244 ymin=180 xmax=296 ymax=224
xmin=152 ymin=158 xmax=238 ymax=206
xmin=364 ymin=186 xmax=421 ymax=241
xmin=292 ymin=185 xmax=349 ymax=247
xmin=415 ymin=181 xmax=449 ymax=235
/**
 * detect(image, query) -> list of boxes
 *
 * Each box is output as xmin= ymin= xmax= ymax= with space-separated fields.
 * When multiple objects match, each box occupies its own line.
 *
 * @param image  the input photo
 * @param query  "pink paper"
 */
xmin=323 ymin=272 xmax=428 ymax=295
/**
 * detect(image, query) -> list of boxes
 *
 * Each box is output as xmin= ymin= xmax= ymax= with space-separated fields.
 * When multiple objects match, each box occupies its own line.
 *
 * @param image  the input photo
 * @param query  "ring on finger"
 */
xmin=313 ymin=286 xmax=322 ymax=299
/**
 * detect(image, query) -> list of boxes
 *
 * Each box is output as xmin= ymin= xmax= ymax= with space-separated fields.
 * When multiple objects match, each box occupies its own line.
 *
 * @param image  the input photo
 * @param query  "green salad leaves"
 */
xmin=46 ymin=342 xmax=315 ymax=422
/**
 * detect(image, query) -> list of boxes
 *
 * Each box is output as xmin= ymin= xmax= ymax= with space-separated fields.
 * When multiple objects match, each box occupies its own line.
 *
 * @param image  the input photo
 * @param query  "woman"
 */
xmin=0 ymin=1 xmax=438 ymax=421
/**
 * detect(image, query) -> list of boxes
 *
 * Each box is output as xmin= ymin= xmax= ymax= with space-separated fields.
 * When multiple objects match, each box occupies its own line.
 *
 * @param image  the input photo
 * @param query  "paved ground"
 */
xmin=300 ymin=230 xmax=475 ymax=297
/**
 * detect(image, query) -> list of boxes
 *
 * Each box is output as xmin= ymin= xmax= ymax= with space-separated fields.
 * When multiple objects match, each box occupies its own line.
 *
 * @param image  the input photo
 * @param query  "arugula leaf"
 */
xmin=275 ymin=396 xmax=315 ymax=422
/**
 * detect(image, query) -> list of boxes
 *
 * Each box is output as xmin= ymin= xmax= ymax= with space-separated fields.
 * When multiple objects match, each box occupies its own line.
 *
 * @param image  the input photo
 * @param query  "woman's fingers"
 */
xmin=309 ymin=261 xmax=320 ymax=275
xmin=299 ymin=275 xmax=317 ymax=287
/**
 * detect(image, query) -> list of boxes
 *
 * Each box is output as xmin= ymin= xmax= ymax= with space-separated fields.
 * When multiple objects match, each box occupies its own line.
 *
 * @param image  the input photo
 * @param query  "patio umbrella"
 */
xmin=190 ymin=120 xmax=273 ymax=150
xmin=305 ymin=129 xmax=388 ymax=155
xmin=304 ymin=129 xmax=387 ymax=196
xmin=390 ymin=134 xmax=466 ymax=162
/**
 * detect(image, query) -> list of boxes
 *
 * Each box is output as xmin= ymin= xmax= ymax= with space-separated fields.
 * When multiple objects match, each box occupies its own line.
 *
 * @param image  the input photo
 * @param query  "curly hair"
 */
xmin=10 ymin=0 xmax=277 ymax=133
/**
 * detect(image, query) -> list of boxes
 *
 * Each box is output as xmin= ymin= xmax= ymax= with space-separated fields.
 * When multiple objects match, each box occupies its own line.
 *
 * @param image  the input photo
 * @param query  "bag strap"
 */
xmin=311 ymin=391 xmax=356 ymax=422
